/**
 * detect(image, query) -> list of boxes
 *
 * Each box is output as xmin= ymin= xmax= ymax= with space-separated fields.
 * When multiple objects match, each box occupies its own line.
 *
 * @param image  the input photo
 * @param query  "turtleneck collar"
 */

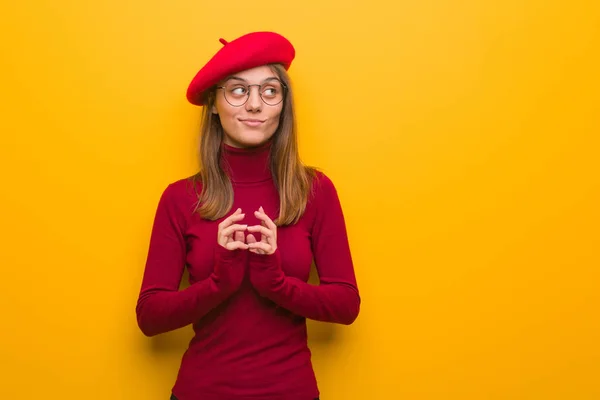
xmin=221 ymin=139 xmax=273 ymax=184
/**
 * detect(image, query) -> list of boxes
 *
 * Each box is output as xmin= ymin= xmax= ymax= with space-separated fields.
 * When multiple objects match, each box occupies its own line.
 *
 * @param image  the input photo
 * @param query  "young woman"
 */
xmin=136 ymin=31 xmax=360 ymax=400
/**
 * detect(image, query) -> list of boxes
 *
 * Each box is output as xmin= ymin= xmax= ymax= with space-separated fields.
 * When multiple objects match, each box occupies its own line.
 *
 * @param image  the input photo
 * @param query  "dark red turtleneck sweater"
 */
xmin=136 ymin=141 xmax=360 ymax=400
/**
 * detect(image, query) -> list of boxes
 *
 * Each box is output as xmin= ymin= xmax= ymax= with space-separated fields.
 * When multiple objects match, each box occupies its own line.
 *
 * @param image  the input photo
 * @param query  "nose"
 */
xmin=245 ymin=86 xmax=262 ymax=112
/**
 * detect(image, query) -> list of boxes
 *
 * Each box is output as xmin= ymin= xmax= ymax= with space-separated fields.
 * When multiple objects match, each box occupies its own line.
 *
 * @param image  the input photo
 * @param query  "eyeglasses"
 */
xmin=216 ymin=79 xmax=287 ymax=107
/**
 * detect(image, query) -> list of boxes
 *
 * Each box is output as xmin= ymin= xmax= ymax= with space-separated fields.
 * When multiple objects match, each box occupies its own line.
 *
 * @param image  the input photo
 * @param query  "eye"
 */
xmin=229 ymin=86 xmax=247 ymax=95
xmin=262 ymin=87 xmax=278 ymax=97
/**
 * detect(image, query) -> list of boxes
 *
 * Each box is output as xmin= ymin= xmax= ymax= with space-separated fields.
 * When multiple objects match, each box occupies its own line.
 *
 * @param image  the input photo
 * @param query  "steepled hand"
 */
xmin=217 ymin=208 xmax=249 ymax=251
xmin=246 ymin=206 xmax=278 ymax=255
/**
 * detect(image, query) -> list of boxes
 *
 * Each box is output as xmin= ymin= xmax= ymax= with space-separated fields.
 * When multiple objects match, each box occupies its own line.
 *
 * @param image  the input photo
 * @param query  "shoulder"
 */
xmin=163 ymin=175 xmax=202 ymax=198
xmin=305 ymin=170 xmax=348 ymax=232
xmin=308 ymin=169 xmax=341 ymax=207
xmin=157 ymin=175 xmax=202 ymax=216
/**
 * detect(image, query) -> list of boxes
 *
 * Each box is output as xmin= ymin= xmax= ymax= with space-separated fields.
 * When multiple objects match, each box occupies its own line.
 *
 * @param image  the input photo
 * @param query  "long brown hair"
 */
xmin=191 ymin=63 xmax=316 ymax=226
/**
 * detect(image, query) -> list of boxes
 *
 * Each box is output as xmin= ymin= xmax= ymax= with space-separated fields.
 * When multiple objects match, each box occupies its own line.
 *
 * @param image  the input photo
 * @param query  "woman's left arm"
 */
xmin=247 ymin=174 xmax=360 ymax=325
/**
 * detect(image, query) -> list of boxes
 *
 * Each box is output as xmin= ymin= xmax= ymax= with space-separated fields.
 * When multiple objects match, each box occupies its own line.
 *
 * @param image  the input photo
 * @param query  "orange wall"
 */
xmin=1 ymin=0 xmax=599 ymax=399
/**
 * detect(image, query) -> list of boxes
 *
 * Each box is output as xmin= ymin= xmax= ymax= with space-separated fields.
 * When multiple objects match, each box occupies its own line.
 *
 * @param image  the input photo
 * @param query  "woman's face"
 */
xmin=212 ymin=65 xmax=284 ymax=148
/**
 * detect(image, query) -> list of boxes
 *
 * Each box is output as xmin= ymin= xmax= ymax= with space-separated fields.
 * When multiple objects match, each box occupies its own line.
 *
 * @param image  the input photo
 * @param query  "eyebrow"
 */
xmin=225 ymin=76 xmax=279 ymax=84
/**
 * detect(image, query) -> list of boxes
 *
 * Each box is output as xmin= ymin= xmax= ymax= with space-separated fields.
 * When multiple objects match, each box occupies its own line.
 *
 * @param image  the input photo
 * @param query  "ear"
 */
xmin=211 ymin=103 xmax=218 ymax=114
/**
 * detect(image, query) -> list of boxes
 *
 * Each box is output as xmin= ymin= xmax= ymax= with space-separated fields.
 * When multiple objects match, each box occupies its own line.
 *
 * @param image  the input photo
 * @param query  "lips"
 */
xmin=239 ymin=118 xmax=265 ymax=127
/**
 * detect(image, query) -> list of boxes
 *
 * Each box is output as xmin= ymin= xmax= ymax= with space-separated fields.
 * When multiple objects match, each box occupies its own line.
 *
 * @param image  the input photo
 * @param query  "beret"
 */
xmin=186 ymin=31 xmax=296 ymax=106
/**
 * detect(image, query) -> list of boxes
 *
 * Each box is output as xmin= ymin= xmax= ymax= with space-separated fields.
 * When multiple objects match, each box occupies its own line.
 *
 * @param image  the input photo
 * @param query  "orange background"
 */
xmin=1 ymin=0 xmax=599 ymax=399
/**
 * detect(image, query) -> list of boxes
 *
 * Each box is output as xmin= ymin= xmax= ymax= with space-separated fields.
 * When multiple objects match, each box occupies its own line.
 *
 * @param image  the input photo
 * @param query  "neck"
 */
xmin=221 ymin=140 xmax=273 ymax=184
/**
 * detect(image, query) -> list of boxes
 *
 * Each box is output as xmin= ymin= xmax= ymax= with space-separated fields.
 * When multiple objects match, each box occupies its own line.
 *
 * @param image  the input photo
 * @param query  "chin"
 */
xmin=234 ymin=132 xmax=273 ymax=148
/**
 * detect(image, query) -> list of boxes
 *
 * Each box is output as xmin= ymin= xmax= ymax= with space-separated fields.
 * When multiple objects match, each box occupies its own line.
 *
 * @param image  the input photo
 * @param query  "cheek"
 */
xmin=220 ymin=114 xmax=237 ymax=132
xmin=267 ymin=109 xmax=283 ymax=129
xmin=215 ymin=104 xmax=238 ymax=131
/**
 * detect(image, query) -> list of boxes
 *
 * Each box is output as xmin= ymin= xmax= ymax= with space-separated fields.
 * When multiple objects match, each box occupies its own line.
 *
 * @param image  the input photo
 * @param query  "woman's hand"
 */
xmin=246 ymin=206 xmax=277 ymax=255
xmin=217 ymin=208 xmax=249 ymax=250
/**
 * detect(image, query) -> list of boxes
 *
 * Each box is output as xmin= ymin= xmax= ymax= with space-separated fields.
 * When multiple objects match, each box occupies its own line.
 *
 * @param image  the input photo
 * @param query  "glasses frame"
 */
xmin=216 ymin=78 xmax=287 ymax=107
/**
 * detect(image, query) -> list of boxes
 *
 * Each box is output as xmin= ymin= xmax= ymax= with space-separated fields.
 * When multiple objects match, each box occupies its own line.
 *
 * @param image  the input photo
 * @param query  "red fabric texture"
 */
xmin=186 ymin=31 xmax=296 ymax=106
xmin=136 ymin=141 xmax=360 ymax=399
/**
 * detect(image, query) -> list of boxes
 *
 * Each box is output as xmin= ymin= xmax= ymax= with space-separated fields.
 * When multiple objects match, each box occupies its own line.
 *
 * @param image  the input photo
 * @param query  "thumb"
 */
xmin=246 ymin=233 xmax=257 ymax=244
xmin=234 ymin=231 xmax=245 ymax=243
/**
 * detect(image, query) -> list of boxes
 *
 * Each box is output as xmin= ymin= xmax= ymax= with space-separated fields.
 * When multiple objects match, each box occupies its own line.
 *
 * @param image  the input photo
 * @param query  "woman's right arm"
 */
xmin=135 ymin=183 xmax=246 ymax=337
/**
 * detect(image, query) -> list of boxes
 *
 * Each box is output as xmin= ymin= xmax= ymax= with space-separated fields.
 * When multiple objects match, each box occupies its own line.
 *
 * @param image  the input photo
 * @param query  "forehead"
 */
xmin=223 ymin=65 xmax=278 ymax=83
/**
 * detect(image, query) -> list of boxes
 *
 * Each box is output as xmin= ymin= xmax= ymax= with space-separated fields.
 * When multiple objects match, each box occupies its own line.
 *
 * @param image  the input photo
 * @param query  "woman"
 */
xmin=136 ymin=31 xmax=360 ymax=400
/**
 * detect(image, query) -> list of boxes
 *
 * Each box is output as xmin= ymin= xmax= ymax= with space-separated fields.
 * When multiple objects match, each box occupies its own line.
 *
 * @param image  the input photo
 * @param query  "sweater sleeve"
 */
xmin=248 ymin=174 xmax=361 ymax=325
xmin=135 ymin=182 xmax=246 ymax=337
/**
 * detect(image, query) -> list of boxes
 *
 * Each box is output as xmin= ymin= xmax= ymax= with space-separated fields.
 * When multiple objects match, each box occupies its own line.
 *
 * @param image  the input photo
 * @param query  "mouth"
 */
xmin=238 ymin=118 xmax=266 ymax=127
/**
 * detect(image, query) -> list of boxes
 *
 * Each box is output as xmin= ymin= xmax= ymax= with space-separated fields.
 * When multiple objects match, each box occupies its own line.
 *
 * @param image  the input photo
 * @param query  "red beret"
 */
xmin=186 ymin=31 xmax=296 ymax=106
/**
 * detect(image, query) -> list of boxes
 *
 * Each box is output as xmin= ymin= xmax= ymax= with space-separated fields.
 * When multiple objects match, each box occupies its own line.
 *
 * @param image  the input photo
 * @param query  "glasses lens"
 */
xmin=222 ymin=81 xmax=284 ymax=106
xmin=223 ymin=83 xmax=248 ymax=106
xmin=260 ymin=81 xmax=284 ymax=106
